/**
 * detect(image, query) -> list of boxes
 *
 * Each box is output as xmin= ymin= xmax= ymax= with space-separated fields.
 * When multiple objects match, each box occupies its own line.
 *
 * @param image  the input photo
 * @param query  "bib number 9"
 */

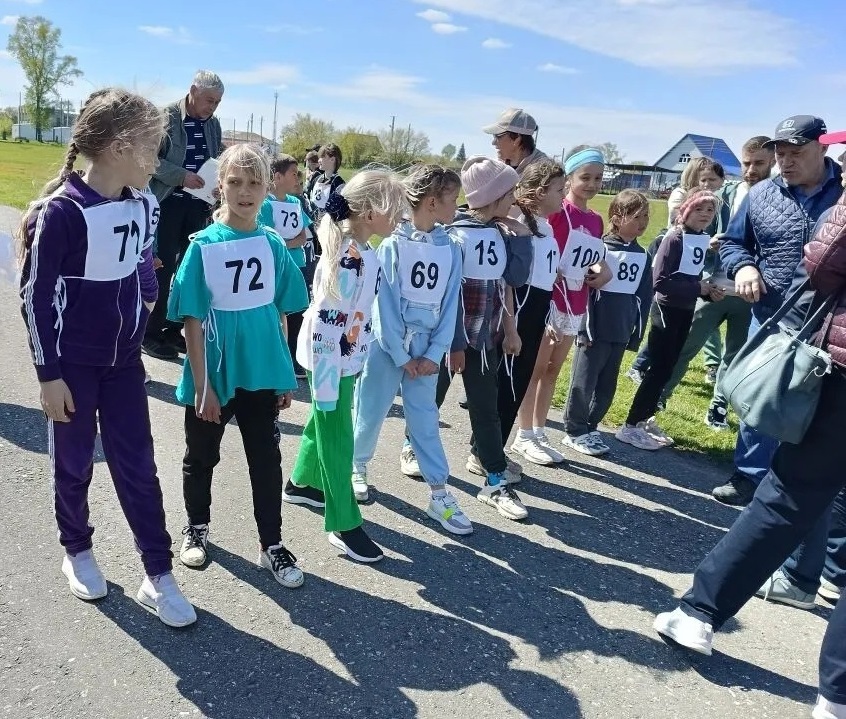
xmin=474 ymin=239 xmax=499 ymax=266
xmin=691 ymin=247 xmax=704 ymax=266
xmin=411 ymin=260 xmax=439 ymax=290
xmin=114 ymin=221 xmax=141 ymax=262
xmin=225 ymin=257 xmax=264 ymax=293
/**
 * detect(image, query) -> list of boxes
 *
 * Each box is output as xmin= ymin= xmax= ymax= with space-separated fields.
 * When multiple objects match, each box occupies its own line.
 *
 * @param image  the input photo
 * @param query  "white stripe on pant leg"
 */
xmin=48 ymin=418 xmax=61 ymax=545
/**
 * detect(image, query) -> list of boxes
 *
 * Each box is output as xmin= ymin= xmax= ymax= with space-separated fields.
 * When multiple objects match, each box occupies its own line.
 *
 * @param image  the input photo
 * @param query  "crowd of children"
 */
xmin=17 ymin=87 xmax=728 ymax=628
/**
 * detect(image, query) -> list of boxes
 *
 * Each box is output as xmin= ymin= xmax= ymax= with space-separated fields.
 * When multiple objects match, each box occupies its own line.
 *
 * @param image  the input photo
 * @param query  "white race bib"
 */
xmin=270 ymin=200 xmax=303 ymax=240
xmin=603 ymin=249 xmax=646 ymax=295
xmin=201 ymin=235 xmax=276 ymax=311
xmin=559 ymin=228 xmax=604 ymax=281
xmin=452 ymin=227 xmax=506 ymax=281
xmin=678 ymin=233 xmax=709 ymax=276
xmin=397 ymin=238 xmax=452 ymax=305
xmin=530 ymin=234 xmax=559 ymax=290
xmin=81 ymin=200 xmax=149 ymax=281
xmin=311 ymin=180 xmax=332 ymax=210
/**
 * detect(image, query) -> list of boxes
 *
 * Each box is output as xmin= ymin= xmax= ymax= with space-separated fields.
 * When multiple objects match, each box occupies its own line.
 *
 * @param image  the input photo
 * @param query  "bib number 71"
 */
xmin=225 ymin=258 xmax=264 ymax=293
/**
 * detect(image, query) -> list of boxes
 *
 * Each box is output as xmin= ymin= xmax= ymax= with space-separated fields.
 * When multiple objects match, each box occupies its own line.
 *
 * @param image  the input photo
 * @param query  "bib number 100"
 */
xmin=411 ymin=260 xmax=439 ymax=289
xmin=225 ymin=258 xmax=264 ymax=293
xmin=569 ymin=245 xmax=601 ymax=270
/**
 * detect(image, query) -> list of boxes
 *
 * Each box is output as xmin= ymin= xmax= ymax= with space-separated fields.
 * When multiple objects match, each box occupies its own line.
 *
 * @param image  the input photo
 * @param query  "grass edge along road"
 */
xmin=0 ymin=140 xmax=734 ymax=461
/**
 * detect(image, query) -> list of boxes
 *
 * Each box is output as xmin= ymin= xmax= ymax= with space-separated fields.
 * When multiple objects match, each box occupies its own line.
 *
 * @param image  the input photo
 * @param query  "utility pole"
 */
xmin=259 ymin=116 xmax=263 ymax=143
xmin=389 ymin=115 xmax=396 ymax=166
xmin=272 ymin=91 xmax=278 ymax=153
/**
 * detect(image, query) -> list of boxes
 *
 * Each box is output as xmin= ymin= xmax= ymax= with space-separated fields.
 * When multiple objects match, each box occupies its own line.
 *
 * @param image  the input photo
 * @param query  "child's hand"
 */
xmin=448 ymin=350 xmax=465 ymax=374
xmin=585 ymin=261 xmax=612 ymax=289
xmin=545 ymin=324 xmax=563 ymax=343
xmin=496 ymin=217 xmax=532 ymax=237
xmin=503 ymin=330 xmax=522 ymax=356
xmin=277 ymin=392 xmax=292 ymax=411
xmin=709 ymin=285 xmax=726 ymax=302
xmin=709 ymin=236 xmax=721 ymax=251
xmin=700 ymin=280 xmax=714 ymax=296
xmin=402 ymin=359 xmax=419 ymax=379
xmin=40 ymin=379 xmax=75 ymax=422
xmin=153 ymin=256 xmax=163 ymax=270
xmin=195 ymin=387 xmax=222 ymax=424
xmin=416 ymin=358 xmax=439 ymax=376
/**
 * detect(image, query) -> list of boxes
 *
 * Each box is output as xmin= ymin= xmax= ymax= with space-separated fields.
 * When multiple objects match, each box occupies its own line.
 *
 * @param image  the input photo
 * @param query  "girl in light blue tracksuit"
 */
xmin=351 ymin=166 xmax=471 ymax=535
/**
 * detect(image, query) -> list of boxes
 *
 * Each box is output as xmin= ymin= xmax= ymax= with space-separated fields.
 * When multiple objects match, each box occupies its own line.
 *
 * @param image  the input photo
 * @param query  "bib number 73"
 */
xmin=225 ymin=257 xmax=264 ymax=293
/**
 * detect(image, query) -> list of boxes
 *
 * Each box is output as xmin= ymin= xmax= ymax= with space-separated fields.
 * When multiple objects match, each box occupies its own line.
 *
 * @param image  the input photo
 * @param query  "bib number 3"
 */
xmin=225 ymin=257 xmax=264 ymax=293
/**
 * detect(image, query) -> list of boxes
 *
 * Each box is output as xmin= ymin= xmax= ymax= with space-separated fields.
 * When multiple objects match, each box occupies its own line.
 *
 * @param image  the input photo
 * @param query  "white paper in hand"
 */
xmin=183 ymin=158 xmax=220 ymax=205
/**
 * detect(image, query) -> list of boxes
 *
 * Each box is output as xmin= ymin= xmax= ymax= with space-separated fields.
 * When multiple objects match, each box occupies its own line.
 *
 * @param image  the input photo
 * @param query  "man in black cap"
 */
xmin=713 ymin=115 xmax=843 ymax=506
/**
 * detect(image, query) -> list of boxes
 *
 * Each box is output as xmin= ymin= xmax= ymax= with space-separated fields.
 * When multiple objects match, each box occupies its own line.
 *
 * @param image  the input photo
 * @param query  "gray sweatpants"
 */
xmin=564 ymin=340 xmax=628 ymax=438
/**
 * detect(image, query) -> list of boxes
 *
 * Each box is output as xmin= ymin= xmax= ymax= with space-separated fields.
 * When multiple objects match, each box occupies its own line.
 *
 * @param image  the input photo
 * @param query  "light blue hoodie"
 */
xmin=373 ymin=220 xmax=463 ymax=368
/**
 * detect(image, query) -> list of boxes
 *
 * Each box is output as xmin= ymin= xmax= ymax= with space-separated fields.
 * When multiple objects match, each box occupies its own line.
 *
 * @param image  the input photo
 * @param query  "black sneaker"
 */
xmin=142 ymin=337 xmax=178 ymax=360
xmin=705 ymin=401 xmax=729 ymax=430
xmin=328 ymin=526 xmax=383 ymax=563
xmin=293 ymin=363 xmax=307 ymax=379
xmin=165 ymin=331 xmax=187 ymax=355
xmin=458 ymin=393 xmax=469 ymax=410
xmin=712 ymin=473 xmax=756 ymax=507
xmin=282 ymin=479 xmax=325 ymax=508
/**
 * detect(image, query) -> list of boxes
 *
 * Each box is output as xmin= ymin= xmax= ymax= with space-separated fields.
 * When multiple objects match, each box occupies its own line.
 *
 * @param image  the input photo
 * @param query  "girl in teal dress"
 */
xmin=167 ymin=144 xmax=309 ymax=588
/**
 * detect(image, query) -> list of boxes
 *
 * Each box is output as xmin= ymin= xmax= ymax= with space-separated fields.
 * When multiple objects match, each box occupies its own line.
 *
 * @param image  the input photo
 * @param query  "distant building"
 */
xmin=654 ymin=134 xmax=742 ymax=177
xmin=222 ymin=130 xmax=278 ymax=155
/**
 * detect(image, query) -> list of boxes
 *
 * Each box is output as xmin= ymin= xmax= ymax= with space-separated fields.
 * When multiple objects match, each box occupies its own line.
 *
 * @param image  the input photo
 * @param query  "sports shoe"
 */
xmin=164 ymin=330 xmax=187 ymax=355
xmin=465 ymin=453 xmax=522 ymax=484
xmin=588 ymin=431 xmax=611 ymax=455
xmin=61 ymin=549 xmax=107 ymax=601
xmin=712 ymin=473 xmax=756 ymax=507
xmin=704 ymin=365 xmax=718 ymax=385
xmin=653 ymin=607 xmax=713 ymax=656
xmin=427 ymin=492 xmax=474 ymax=535
xmin=399 ymin=442 xmax=423 ymax=478
xmin=259 ymin=544 xmax=304 ymax=588
xmin=136 ymin=573 xmax=197 ymax=627
xmin=813 ymin=695 xmax=846 ymax=719
xmin=179 ymin=524 xmax=209 ymax=568
xmin=293 ymin=363 xmax=307 ymax=379
xmin=141 ymin=337 xmax=178 ymax=360
xmin=705 ymin=400 xmax=729 ymax=430
xmin=534 ymin=430 xmax=565 ymax=463
xmin=351 ymin=469 xmax=369 ymax=502
xmin=615 ymin=424 xmax=662 ymax=451
xmin=562 ymin=432 xmax=606 ymax=457
xmin=625 ymin=367 xmax=644 ymax=385
xmin=282 ymin=479 xmax=326 ymax=508
xmin=755 ymin=569 xmax=817 ymax=610
xmin=328 ymin=526 xmax=383 ymax=563
xmin=819 ymin=576 xmax=842 ymax=603
xmin=643 ymin=417 xmax=674 ymax=447
xmin=510 ymin=434 xmax=556 ymax=466
xmin=477 ymin=475 xmax=528 ymax=520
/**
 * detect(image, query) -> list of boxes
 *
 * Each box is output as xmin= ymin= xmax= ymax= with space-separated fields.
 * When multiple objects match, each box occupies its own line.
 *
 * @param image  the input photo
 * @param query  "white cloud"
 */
xmin=137 ymin=25 xmax=196 ymax=45
xmin=1 ymin=15 xmax=19 ymax=25
xmin=0 ymin=49 xmax=12 ymax=60
xmin=481 ymin=37 xmax=510 ymax=49
xmin=219 ymin=63 xmax=300 ymax=88
xmin=416 ymin=8 xmax=451 ymax=22
xmin=538 ymin=63 xmax=579 ymax=75
xmin=431 ymin=22 xmax=467 ymax=34
xmin=411 ymin=0 xmax=803 ymax=72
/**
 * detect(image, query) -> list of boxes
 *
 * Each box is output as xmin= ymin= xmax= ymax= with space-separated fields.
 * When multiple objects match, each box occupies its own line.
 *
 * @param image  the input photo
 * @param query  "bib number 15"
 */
xmin=474 ymin=239 xmax=499 ymax=266
xmin=225 ymin=258 xmax=264 ymax=293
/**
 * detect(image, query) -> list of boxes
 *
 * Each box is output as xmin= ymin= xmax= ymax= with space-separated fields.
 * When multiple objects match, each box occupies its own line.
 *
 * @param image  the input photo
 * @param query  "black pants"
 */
xmin=626 ymin=303 xmax=693 ymax=425
xmin=680 ymin=369 xmax=846 ymax=703
xmin=497 ymin=286 xmax=550 ymax=445
xmin=565 ymin=340 xmax=628 ymax=437
xmin=147 ymin=194 xmax=211 ymax=340
xmin=436 ymin=345 xmax=507 ymax=475
xmin=183 ymin=389 xmax=283 ymax=549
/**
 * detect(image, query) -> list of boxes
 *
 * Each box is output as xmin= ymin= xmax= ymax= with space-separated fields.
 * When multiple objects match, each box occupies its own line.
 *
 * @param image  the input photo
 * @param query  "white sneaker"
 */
xmin=534 ymin=430 xmax=565 ymax=463
xmin=144 ymin=370 xmax=152 ymax=384
xmin=653 ymin=607 xmax=712 ymax=655
xmin=466 ymin=454 xmax=522 ymax=484
xmin=813 ymin=696 xmax=846 ymax=719
xmin=466 ymin=453 xmax=485 ymax=477
xmin=615 ymin=424 xmax=663 ymax=451
xmin=589 ymin=431 xmax=611 ymax=455
xmin=352 ymin=469 xmax=369 ymax=502
xmin=399 ymin=443 xmax=423 ymax=478
xmin=510 ymin=434 xmax=556 ymax=466
xmin=259 ymin=544 xmax=304 ymax=588
xmin=61 ymin=549 xmax=107 ymax=601
xmin=136 ymin=573 xmax=197 ymax=627
xmin=643 ymin=416 xmax=674 ymax=447
xmin=477 ymin=477 xmax=528 ymax=521
xmin=562 ymin=432 xmax=606 ymax=457
xmin=427 ymin=492 xmax=473 ymax=535
xmin=179 ymin=524 xmax=209 ymax=568
xmin=819 ymin=576 xmax=842 ymax=602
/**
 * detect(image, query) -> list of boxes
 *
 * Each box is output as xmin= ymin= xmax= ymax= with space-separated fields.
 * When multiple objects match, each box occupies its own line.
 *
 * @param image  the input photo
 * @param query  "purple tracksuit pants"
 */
xmin=49 ymin=359 xmax=173 ymax=577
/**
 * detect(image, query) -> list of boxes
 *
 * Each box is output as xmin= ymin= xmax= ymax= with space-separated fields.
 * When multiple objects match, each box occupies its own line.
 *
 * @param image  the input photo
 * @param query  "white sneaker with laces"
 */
xmin=813 ymin=696 xmax=846 ymax=719
xmin=136 ymin=572 xmax=197 ymax=627
xmin=427 ymin=492 xmax=473 ymax=535
xmin=477 ymin=477 xmax=528 ymax=520
xmin=351 ymin=469 xmax=369 ymax=502
xmin=615 ymin=424 xmax=663 ymax=451
xmin=562 ymin=432 xmax=606 ymax=457
xmin=399 ymin=443 xmax=423 ymax=478
xmin=653 ymin=607 xmax=713 ymax=655
xmin=510 ymin=434 xmax=556 ymax=466
xmin=589 ymin=431 xmax=610 ymax=455
xmin=61 ymin=549 xmax=107 ymax=601
xmin=643 ymin=416 xmax=674 ymax=447
xmin=259 ymin=544 xmax=304 ymax=588
xmin=534 ymin=431 xmax=565 ymax=463
xmin=466 ymin=454 xmax=522 ymax=484
xmin=179 ymin=524 xmax=209 ymax=568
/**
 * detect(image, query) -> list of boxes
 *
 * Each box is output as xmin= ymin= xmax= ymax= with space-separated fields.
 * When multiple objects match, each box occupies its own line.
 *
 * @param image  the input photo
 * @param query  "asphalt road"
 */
xmin=0 ymin=205 xmax=830 ymax=719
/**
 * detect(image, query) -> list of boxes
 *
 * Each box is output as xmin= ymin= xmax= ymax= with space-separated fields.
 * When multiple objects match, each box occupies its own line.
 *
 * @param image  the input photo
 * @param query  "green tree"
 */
xmin=440 ymin=143 xmax=456 ymax=161
xmin=7 ymin=16 xmax=82 ymax=142
xmin=280 ymin=113 xmax=337 ymax=160
xmin=336 ymin=127 xmax=382 ymax=168
xmin=0 ymin=111 xmax=12 ymax=140
xmin=597 ymin=142 xmax=624 ymax=164
xmin=455 ymin=143 xmax=466 ymax=163
xmin=377 ymin=124 xmax=430 ymax=168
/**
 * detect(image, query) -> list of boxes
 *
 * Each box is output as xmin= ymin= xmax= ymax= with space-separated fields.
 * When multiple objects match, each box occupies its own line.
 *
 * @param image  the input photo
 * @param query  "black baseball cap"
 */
xmin=763 ymin=115 xmax=827 ymax=147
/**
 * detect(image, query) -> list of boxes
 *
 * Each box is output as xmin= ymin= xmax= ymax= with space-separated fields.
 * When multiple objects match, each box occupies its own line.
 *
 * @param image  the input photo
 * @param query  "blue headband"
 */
xmin=564 ymin=149 xmax=605 ymax=175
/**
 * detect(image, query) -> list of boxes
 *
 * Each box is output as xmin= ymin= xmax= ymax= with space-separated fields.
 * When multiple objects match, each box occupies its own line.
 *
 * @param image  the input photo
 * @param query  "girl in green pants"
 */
xmin=283 ymin=170 xmax=407 ymax=563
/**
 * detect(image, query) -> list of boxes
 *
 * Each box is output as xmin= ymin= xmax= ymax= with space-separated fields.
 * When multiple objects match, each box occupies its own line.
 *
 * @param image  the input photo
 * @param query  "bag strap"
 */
xmin=765 ymin=277 xmax=812 ymax=326
xmin=796 ymin=293 xmax=837 ymax=341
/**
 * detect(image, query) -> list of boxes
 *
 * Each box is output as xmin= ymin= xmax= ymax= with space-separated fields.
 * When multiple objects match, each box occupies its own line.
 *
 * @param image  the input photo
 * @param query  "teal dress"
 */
xmin=167 ymin=222 xmax=309 ymax=407
xmin=258 ymin=194 xmax=312 ymax=268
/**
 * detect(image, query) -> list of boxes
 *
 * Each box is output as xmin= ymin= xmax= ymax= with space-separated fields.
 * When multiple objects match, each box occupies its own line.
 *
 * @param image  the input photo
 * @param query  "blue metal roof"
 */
xmin=687 ymin=134 xmax=742 ymax=176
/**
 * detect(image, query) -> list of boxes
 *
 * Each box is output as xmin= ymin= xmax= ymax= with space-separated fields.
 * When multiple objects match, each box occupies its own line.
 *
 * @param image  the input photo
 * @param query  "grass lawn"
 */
xmin=0 ymin=149 xmax=733 ymax=462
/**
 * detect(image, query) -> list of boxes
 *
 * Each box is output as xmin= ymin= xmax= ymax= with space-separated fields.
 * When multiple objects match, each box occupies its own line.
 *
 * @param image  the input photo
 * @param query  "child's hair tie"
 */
xmin=325 ymin=193 xmax=351 ymax=222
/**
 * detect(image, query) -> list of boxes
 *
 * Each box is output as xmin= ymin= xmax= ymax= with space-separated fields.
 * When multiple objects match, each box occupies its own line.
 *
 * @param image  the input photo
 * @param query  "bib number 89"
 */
xmin=617 ymin=262 xmax=640 ymax=282
xmin=225 ymin=257 xmax=264 ymax=293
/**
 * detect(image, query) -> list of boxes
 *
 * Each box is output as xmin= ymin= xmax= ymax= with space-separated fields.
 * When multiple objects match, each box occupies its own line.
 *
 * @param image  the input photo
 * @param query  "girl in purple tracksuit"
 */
xmin=17 ymin=88 xmax=195 ymax=628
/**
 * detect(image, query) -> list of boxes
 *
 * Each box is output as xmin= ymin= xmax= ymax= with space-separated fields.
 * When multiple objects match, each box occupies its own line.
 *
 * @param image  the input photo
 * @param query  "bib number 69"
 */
xmin=411 ymin=260 xmax=439 ymax=289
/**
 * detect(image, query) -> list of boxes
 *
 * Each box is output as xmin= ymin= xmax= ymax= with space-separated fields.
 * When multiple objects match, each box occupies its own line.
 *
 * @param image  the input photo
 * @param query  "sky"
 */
xmin=0 ymin=0 xmax=843 ymax=164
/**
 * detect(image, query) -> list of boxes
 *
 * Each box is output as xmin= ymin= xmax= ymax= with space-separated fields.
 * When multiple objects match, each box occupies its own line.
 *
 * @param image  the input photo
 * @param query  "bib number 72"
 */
xmin=225 ymin=257 xmax=264 ymax=293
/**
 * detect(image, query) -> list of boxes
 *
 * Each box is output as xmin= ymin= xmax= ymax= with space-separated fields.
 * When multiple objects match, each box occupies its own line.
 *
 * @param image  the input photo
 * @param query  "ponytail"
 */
xmin=515 ymin=200 xmax=541 ymax=237
xmin=316 ymin=213 xmax=345 ymax=300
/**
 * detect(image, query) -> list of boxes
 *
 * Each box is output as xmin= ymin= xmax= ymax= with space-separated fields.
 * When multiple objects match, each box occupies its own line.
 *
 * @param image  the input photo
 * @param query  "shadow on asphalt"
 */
xmin=0 ymin=401 xmax=106 ymax=461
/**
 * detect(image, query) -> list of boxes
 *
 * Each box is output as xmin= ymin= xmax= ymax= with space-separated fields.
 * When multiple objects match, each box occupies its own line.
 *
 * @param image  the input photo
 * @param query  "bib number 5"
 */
xmin=225 ymin=257 xmax=264 ymax=293
xmin=411 ymin=260 xmax=439 ymax=289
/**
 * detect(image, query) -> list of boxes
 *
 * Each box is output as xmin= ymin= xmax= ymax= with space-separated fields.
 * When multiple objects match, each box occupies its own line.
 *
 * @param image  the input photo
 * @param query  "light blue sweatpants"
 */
xmin=353 ymin=333 xmax=448 ymax=486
